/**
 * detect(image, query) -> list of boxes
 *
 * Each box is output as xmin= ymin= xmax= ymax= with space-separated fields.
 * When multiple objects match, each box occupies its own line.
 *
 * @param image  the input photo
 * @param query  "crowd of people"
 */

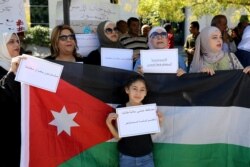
xmin=0 ymin=14 xmax=250 ymax=167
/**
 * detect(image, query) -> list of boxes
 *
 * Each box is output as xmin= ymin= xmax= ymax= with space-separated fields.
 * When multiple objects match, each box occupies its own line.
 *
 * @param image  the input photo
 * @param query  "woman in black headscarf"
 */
xmin=84 ymin=20 xmax=123 ymax=65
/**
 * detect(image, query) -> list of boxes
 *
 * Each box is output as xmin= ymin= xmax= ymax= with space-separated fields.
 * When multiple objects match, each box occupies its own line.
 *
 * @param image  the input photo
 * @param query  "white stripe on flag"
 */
xmin=20 ymin=84 xmax=30 ymax=167
xmin=153 ymin=106 xmax=250 ymax=148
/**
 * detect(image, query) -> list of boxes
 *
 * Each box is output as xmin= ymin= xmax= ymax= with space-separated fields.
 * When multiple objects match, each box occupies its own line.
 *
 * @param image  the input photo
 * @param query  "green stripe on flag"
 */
xmin=154 ymin=143 xmax=250 ymax=167
xmin=58 ymin=142 xmax=250 ymax=167
xmin=59 ymin=142 xmax=118 ymax=167
xmin=59 ymin=106 xmax=250 ymax=167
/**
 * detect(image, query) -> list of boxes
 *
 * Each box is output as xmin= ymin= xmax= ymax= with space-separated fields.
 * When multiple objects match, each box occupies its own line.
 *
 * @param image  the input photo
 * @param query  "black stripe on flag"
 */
xmin=53 ymin=61 xmax=250 ymax=108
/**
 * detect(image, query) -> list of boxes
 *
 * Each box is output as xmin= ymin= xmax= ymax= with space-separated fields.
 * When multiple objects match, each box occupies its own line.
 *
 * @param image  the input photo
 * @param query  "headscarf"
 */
xmin=147 ymin=26 xmax=167 ymax=49
xmin=238 ymin=25 xmax=250 ymax=52
xmin=0 ymin=32 xmax=18 ymax=71
xmin=189 ymin=26 xmax=225 ymax=72
xmin=97 ymin=20 xmax=122 ymax=50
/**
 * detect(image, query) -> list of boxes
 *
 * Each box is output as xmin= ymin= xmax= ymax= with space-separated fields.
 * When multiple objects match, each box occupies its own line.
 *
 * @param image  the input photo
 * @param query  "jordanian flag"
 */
xmin=21 ymin=62 xmax=250 ymax=167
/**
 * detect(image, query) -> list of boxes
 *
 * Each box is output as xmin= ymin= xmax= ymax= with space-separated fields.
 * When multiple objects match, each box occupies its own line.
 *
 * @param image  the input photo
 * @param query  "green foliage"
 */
xmin=24 ymin=25 xmax=50 ymax=47
xmin=137 ymin=0 xmax=186 ymax=25
xmin=189 ymin=0 xmax=225 ymax=18
xmin=137 ymin=0 xmax=250 ymax=25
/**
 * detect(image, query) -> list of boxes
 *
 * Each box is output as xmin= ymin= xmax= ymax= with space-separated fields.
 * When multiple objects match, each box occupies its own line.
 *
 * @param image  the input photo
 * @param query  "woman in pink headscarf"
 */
xmin=189 ymin=26 xmax=250 ymax=75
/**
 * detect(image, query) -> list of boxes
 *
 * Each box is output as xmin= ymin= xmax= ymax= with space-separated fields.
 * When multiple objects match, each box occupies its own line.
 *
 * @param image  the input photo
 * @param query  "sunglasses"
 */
xmin=150 ymin=32 xmax=167 ymax=39
xmin=105 ymin=27 xmax=118 ymax=34
xmin=59 ymin=34 xmax=75 ymax=41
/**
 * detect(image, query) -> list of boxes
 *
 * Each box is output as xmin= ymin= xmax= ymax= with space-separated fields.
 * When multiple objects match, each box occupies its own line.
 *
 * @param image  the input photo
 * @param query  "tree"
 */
xmin=137 ymin=0 xmax=250 ymax=25
xmin=137 ymin=0 xmax=186 ymax=25
xmin=189 ymin=0 xmax=250 ymax=20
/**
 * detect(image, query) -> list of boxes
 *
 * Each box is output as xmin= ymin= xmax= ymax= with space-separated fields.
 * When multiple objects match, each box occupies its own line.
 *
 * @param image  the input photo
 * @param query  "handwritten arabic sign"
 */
xmin=15 ymin=55 xmax=63 ymax=93
xmin=55 ymin=0 xmax=138 ymax=33
xmin=0 ymin=0 xmax=27 ymax=33
xmin=140 ymin=49 xmax=179 ymax=73
xmin=116 ymin=103 xmax=160 ymax=138
xmin=70 ymin=1 xmax=118 ymax=21
xmin=75 ymin=34 xmax=100 ymax=57
xmin=101 ymin=48 xmax=133 ymax=71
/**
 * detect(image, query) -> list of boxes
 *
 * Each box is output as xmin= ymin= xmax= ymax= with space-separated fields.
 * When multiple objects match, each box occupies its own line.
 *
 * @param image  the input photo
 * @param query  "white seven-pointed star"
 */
xmin=49 ymin=106 xmax=79 ymax=136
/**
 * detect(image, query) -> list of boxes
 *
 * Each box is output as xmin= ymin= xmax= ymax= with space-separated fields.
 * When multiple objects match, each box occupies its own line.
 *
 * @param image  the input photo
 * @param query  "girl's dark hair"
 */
xmin=124 ymin=74 xmax=149 ymax=91
xmin=118 ymin=74 xmax=150 ymax=104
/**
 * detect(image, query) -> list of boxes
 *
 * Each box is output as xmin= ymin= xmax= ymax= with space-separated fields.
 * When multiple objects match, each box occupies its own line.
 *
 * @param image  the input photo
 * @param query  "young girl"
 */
xmin=106 ymin=74 xmax=163 ymax=167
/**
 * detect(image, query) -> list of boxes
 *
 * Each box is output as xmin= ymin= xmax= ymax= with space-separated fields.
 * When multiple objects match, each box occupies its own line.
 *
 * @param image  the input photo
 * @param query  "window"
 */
xmin=30 ymin=0 xmax=49 ymax=27
xmin=110 ymin=0 xmax=118 ymax=4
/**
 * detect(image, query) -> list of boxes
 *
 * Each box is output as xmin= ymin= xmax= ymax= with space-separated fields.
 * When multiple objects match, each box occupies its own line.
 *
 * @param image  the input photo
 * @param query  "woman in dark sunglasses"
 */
xmin=45 ymin=24 xmax=84 ymax=63
xmin=83 ymin=20 xmax=123 ymax=65
xmin=134 ymin=26 xmax=187 ymax=77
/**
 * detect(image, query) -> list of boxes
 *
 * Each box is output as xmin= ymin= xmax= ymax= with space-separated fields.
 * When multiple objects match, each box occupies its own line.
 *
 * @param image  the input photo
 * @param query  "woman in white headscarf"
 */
xmin=134 ymin=26 xmax=186 ymax=76
xmin=0 ymin=32 xmax=21 ymax=167
xmin=0 ymin=32 xmax=20 ymax=78
xmin=189 ymin=26 xmax=250 ymax=75
xmin=235 ymin=25 xmax=250 ymax=67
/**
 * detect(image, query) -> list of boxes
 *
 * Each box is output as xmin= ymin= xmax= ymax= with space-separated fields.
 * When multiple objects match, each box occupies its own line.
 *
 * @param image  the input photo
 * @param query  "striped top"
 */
xmin=119 ymin=34 xmax=148 ymax=50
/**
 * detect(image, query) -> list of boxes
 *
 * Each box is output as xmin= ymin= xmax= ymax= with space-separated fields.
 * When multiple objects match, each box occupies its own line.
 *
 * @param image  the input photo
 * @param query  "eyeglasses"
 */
xmin=150 ymin=32 xmax=167 ymax=39
xmin=105 ymin=27 xmax=118 ymax=34
xmin=59 ymin=34 xmax=75 ymax=41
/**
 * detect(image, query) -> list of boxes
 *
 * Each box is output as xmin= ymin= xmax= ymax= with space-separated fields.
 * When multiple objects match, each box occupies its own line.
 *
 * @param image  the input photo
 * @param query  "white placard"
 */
xmin=140 ymin=49 xmax=178 ymax=73
xmin=55 ymin=0 xmax=139 ymax=33
xmin=75 ymin=34 xmax=100 ymax=57
xmin=15 ymin=55 xmax=63 ymax=93
xmin=0 ymin=0 xmax=27 ymax=33
xmin=69 ymin=0 xmax=118 ymax=21
xmin=101 ymin=48 xmax=133 ymax=71
xmin=116 ymin=103 xmax=160 ymax=138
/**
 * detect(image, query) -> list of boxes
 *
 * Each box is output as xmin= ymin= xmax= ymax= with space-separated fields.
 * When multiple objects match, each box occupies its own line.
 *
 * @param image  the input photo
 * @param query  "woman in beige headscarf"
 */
xmin=189 ymin=26 xmax=250 ymax=75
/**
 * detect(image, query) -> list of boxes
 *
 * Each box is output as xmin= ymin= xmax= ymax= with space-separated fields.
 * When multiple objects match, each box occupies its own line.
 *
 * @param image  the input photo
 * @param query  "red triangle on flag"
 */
xmin=27 ymin=79 xmax=114 ymax=167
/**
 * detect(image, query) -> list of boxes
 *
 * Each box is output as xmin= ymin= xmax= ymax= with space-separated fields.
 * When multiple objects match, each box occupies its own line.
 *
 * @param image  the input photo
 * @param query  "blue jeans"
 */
xmin=119 ymin=152 xmax=155 ymax=167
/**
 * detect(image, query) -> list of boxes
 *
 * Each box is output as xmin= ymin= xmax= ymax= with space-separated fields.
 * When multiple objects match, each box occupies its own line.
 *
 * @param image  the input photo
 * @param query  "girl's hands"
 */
xmin=157 ymin=111 xmax=164 ymax=127
xmin=106 ymin=113 xmax=118 ymax=127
